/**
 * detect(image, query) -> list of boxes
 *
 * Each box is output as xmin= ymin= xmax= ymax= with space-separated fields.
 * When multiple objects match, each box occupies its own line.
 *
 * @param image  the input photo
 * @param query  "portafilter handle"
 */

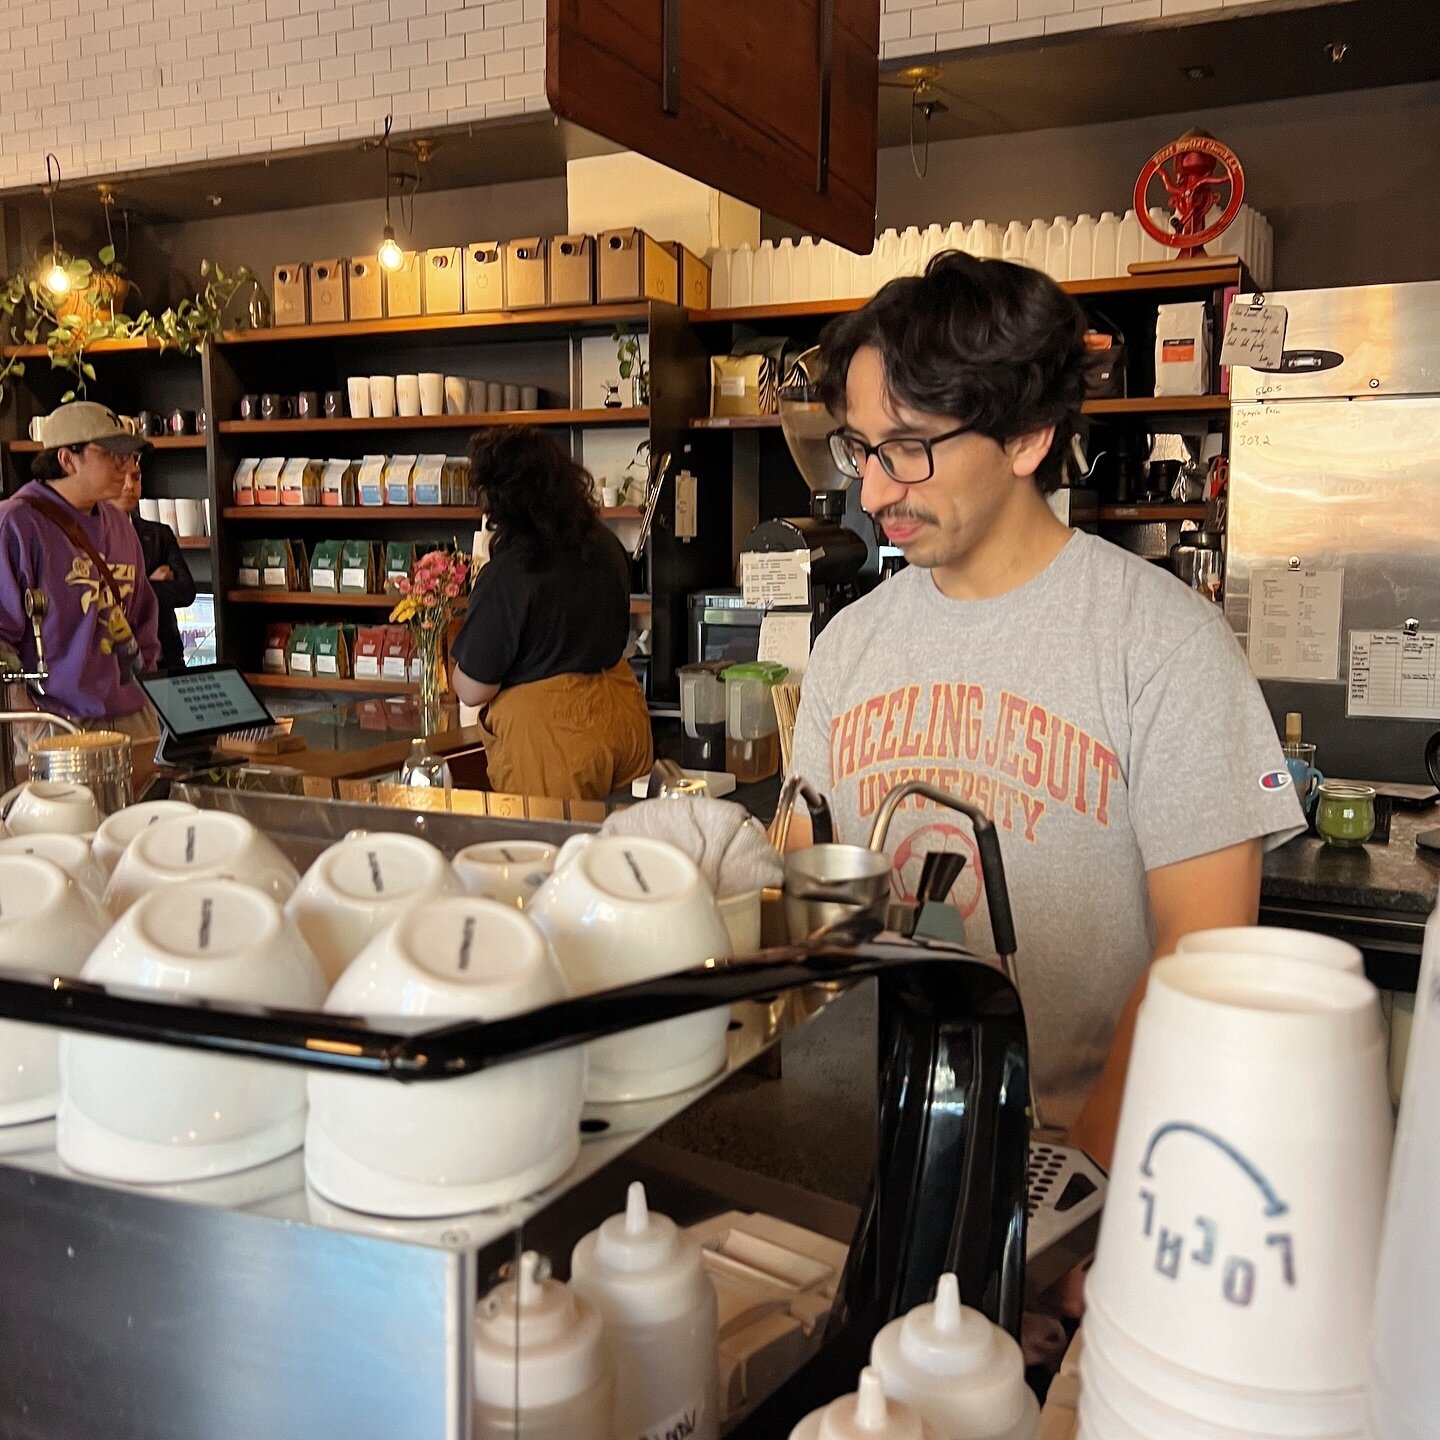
xmin=867 ymin=780 xmax=1018 ymax=963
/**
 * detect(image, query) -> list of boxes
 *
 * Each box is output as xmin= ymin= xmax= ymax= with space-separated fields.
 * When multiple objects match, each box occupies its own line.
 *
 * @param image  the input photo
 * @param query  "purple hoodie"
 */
xmin=0 ymin=480 xmax=160 ymax=719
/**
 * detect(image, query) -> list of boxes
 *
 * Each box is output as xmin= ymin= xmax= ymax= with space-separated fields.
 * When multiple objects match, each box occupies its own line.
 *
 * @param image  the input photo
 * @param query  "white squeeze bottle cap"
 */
xmin=571 ymin=1180 xmax=703 ymax=1325
xmin=869 ymin=1275 xmax=1038 ymax=1440
xmin=473 ymin=1251 xmax=608 ymax=1415
xmin=789 ymin=1368 xmax=936 ymax=1440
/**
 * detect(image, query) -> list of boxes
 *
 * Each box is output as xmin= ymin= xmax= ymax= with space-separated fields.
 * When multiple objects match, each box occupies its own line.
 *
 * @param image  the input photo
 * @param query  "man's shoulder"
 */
xmin=1068 ymin=531 xmax=1224 ymax=651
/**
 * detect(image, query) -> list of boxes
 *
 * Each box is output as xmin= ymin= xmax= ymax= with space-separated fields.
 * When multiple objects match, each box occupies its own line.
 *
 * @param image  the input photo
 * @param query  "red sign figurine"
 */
xmin=1134 ymin=129 xmax=1245 ymax=262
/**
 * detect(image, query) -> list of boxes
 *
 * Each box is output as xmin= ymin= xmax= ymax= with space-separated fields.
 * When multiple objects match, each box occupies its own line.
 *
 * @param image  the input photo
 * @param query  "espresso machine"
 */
xmin=738 ymin=347 xmax=870 ymax=633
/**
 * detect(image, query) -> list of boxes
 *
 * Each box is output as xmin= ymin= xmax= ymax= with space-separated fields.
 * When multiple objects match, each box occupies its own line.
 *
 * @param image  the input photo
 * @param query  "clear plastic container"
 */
xmin=722 ymin=661 xmax=788 ymax=783
xmin=679 ymin=662 xmax=729 ymax=772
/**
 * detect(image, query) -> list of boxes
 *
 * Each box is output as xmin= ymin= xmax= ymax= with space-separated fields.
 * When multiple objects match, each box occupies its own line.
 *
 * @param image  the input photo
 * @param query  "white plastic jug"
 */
xmin=570 ymin=1182 xmax=720 ymax=1440
xmin=1002 ymin=222 xmax=1028 ymax=264
xmin=812 ymin=240 xmax=837 ymax=302
xmin=873 ymin=230 xmax=902 ymax=288
xmin=833 ymin=243 xmax=857 ymax=301
xmin=870 ymin=1274 xmax=1039 ymax=1440
xmin=709 ymin=248 xmax=731 ymax=308
xmin=1092 ymin=211 xmax=1120 ymax=280
xmin=983 ymin=223 xmax=1004 ymax=258
xmin=751 ymin=240 xmax=775 ymax=306
xmin=1044 ymin=216 xmax=1072 ymax=282
xmin=1022 ymin=219 xmax=1049 ymax=274
xmin=1069 ymin=214 xmax=1096 ymax=282
xmin=943 ymin=221 xmax=969 ymax=260
xmin=920 ymin=223 xmax=947 ymax=271
xmin=1140 ymin=206 xmax=1171 ymax=264
xmin=964 ymin=220 xmax=989 ymax=257
xmin=791 ymin=1368 xmax=938 ymax=1440
xmin=473 ymin=1251 xmax=612 ymax=1440
xmin=773 ymin=238 xmax=796 ymax=304
xmin=897 ymin=226 xmax=924 ymax=277
xmin=730 ymin=245 xmax=754 ymax=307
xmin=1115 ymin=210 xmax=1142 ymax=275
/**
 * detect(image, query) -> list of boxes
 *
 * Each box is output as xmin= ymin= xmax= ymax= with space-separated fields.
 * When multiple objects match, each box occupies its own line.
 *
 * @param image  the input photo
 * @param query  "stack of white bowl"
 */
xmin=1080 ymin=933 xmax=1393 ymax=1440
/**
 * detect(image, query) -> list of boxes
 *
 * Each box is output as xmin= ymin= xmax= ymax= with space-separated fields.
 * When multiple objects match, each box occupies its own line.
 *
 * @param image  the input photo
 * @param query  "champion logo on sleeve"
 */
xmin=1258 ymin=768 xmax=1293 ymax=792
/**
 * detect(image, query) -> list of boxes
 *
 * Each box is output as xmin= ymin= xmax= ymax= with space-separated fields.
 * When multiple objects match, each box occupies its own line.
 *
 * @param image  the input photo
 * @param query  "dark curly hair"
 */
xmin=468 ymin=426 xmax=599 ymax=569
xmin=817 ymin=251 xmax=1090 ymax=494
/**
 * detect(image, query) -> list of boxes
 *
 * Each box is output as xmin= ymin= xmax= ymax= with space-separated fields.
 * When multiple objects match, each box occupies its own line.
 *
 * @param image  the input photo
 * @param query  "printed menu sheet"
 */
xmin=1347 ymin=630 xmax=1440 ymax=720
xmin=1246 ymin=568 xmax=1344 ymax=681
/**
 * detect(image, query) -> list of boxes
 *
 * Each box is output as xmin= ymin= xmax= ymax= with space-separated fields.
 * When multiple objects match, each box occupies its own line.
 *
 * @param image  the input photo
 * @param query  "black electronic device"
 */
xmin=139 ymin=664 xmax=275 ymax=769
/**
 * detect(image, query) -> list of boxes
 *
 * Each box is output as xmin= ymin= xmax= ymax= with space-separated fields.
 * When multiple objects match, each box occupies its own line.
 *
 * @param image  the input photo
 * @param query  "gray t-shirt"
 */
xmin=790 ymin=531 xmax=1304 ymax=1128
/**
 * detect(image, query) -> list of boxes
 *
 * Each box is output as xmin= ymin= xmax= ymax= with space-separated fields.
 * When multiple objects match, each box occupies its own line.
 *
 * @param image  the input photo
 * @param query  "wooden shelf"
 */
xmin=245 ymin=671 xmax=416 ymax=694
xmin=221 ymin=503 xmax=636 ymax=521
xmin=0 ymin=336 xmax=174 ymax=360
xmin=218 ymin=408 xmax=646 ymax=434
xmin=216 ymin=303 xmax=650 ymax=347
xmin=227 ymin=589 xmax=395 ymax=608
xmin=3 ymin=434 xmax=206 ymax=453
xmin=1098 ymin=504 xmax=1208 ymax=522
xmin=1084 ymin=396 xmax=1229 ymax=415
xmin=177 ymin=536 xmax=211 ymax=549
xmin=690 ymin=415 xmax=784 ymax=429
xmin=689 ymin=267 xmax=1246 ymax=325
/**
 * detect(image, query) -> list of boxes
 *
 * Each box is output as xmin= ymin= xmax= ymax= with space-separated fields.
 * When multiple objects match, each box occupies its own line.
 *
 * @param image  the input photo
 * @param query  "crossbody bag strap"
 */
xmin=21 ymin=493 xmax=142 ymax=679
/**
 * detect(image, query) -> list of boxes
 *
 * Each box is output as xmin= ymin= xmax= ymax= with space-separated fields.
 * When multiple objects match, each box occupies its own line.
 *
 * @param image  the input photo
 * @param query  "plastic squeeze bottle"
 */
xmin=789 ymin=1367 xmax=939 ymax=1440
xmin=473 ymin=1251 xmax=612 ymax=1440
xmin=569 ymin=1181 xmax=719 ymax=1440
xmin=869 ymin=1274 xmax=1038 ymax=1440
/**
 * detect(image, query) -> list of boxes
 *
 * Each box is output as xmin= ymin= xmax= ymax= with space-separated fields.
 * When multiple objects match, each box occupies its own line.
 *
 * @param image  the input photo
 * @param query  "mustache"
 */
xmin=869 ymin=501 xmax=937 ymax=526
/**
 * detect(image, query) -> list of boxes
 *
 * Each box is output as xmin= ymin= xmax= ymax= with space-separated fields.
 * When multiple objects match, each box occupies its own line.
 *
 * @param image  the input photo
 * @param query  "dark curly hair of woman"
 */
xmin=468 ymin=426 xmax=599 ymax=569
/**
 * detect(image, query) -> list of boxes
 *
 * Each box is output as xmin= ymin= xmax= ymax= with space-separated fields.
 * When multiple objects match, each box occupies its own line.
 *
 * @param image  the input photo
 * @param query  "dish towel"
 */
xmin=601 ymin=797 xmax=784 ymax=898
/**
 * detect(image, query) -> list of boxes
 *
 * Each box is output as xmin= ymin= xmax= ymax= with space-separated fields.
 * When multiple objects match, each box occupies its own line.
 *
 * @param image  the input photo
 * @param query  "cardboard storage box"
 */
xmin=598 ymin=229 xmax=678 ymax=304
xmin=309 ymin=259 xmax=347 ymax=323
xmin=549 ymin=235 xmax=595 ymax=306
xmin=464 ymin=242 xmax=505 ymax=312
xmin=384 ymin=252 xmax=422 ymax=317
xmin=273 ymin=263 xmax=309 ymax=326
xmin=503 ymin=238 xmax=548 ymax=310
xmin=349 ymin=256 xmax=384 ymax=320
xmin=669 ymin=243 xmax=712 ymax=310
xmin=423 ymin=247 xmax=463 ymax=315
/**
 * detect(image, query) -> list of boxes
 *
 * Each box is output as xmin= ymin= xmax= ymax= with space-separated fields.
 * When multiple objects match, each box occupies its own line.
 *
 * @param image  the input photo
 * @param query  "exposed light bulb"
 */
xmin=378 ymin=227 xmax=404 ymax=272
xmin=42 ymin=259 xmax=70 ymax=295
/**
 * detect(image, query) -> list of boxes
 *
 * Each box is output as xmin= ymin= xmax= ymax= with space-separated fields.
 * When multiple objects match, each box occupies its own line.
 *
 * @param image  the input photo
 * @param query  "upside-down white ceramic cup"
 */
xmin=527 ymin=835 xmax=732 ymax=1102
xmin=305 ymin=895 xmax=584 ymax=1216
xmin=0 ymin=855 xmax=112 ymax=1127
xmin=58 ymin=878 xmax=325 ymax=1183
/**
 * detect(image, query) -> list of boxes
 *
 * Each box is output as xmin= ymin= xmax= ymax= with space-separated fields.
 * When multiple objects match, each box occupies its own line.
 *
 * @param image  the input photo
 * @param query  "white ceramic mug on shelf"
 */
xmin=138 ymin=498 xmax=161 ymax=522
xmin=418 ymin=372 xmax=444 ymax=416
xmin=103 ymin=811 xmax=300 ymax=915
xmin=368 ymin=375 xmax=397 ymax=419
xmin=0 ymin=855 xmax=111 ymax=1128
xmin=283 ymin=831 xmax=464 ymax=985
xmin=1 ymin=780 xmax=101 ymax=837
xmin=157 ymin=498 xmax=179 ymax=531
xmin=58 ymin=878 xmax=325 ymax=1184
xmin=305 ymin=896 xmax=584 ymax=1217
xmin=347 ymin=376 xmax=372 ymax=419
xmin=528 ymin=834 xmax=732 ymax=1102
xmin=175 ymin=498 xmax=206 ymax=538
xmin=444 ymin=376 xmax=469 ymax=415
xmin=396 ymin=374 xmax=421 ymax=417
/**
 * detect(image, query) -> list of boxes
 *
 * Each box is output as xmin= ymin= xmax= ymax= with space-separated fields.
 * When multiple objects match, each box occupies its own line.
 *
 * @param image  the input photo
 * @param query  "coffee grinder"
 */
xmin=738 ymin=347 xmax=869 ymax=634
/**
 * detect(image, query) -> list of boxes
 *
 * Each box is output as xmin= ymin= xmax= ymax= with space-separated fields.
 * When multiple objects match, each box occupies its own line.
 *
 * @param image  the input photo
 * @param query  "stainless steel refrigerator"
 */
xmin=1225 ymin=281 xmax=1440 ymax=784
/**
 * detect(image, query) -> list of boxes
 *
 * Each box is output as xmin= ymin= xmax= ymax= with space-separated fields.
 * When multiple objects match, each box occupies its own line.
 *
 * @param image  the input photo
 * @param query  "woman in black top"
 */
xmin=450 ymin=427 xmax=653 ymax=799
xmin=113 ymin=457 xmax=197 ymax=674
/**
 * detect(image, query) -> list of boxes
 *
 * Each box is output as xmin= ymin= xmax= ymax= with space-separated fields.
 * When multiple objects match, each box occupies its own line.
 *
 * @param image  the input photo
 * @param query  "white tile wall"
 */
xmin=0 ymin=0 xmax=548 ymax=189
xmin=881 ymin=0 xmax=1339 ymax=58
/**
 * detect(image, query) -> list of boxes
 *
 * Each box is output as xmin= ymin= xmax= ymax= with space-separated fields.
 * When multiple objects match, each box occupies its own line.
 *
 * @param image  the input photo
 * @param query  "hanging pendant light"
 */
xmin=41 ymin=154 xmax=70 ymax=295
xmin=376 ymin=115 xmax=404 ymax=271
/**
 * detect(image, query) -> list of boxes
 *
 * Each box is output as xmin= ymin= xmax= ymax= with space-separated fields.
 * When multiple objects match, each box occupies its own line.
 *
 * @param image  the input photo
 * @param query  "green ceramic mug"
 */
xmin=1316 ymin=781 xmax=1376 ymax=848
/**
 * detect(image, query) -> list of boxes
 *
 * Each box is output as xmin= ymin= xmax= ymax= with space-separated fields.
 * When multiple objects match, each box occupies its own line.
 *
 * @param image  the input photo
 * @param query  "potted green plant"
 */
xmin=612 ymin=323 xmax=649 ymax=407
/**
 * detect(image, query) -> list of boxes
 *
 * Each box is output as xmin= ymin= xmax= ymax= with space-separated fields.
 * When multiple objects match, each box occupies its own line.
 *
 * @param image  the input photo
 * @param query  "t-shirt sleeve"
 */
xmin=1128 ymin=613 xmax=1306 ymax=871
xmin=451 ymin=554 xmax=525 ymax=686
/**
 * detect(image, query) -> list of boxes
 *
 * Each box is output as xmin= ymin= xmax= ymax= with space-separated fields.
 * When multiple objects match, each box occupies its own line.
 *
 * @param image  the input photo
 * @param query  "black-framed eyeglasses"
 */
xmin=827 ymin=424 xmax=970 ymax=484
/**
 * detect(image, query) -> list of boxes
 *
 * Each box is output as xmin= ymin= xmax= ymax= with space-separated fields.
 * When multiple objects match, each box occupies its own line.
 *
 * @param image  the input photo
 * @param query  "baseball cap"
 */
xmin=39 ymin=402 xmax=149 ymax=455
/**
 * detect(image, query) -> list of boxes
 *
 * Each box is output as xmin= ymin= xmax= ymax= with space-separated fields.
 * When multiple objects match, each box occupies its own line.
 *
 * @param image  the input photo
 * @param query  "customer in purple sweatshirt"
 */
xmin=0 ymin=402 xmax=160 ymax=731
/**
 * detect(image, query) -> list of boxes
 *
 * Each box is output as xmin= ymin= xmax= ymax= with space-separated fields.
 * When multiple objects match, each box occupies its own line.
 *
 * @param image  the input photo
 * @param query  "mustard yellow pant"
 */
xmin=479 ymin=661 xmax=653 ymax=801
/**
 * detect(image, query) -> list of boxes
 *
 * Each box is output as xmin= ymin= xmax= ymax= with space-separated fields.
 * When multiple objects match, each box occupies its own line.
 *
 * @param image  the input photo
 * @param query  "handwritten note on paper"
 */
xmin=1246 ymin=568 xmax=1344 ymax=681
xmin=1221 ymin=302 xmax=1288 ymax=370
xmin=1347 ymin=630 xmax=1440 ymax=720
xmin=758 ymin=611 xmax=812 ymax=681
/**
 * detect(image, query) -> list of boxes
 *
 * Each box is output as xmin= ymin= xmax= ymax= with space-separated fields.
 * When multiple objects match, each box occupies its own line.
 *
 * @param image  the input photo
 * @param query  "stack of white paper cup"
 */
xmin=1176 ymin=925 xmax=1364 ymax=976
xmin=1364 ymin=891 xmax=1440 ymax=1439
xmin=1082 ymin=951 xmax=1393 ymax=1440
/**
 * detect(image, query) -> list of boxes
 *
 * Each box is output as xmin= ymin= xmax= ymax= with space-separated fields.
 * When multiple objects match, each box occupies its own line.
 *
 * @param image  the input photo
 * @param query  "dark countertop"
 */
xmin=1261 ymin=808 xmax=1439 ymax=918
